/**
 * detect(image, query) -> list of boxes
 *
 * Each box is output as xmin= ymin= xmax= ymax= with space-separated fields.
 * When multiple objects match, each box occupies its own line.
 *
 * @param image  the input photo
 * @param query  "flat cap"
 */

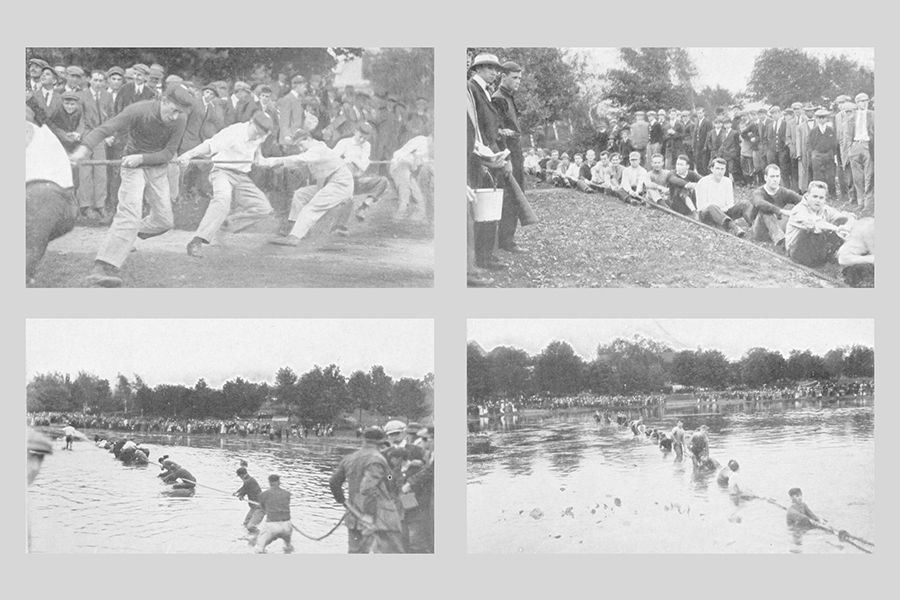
xmin=362 ymin=426 xmax=386 ymax=441
xmin=29 ymin=58 xmax=50 ymax=69
xmin=148 ymin=65 xmax=165 ymax=78
xmin=163 ymin=83 xmax=194 ymax=109
xmin=291 ymin=74 xmax=307 ymax=85
xmin=132 ymin=63 xmax=150 ymax=75
xmin=61 ymin=90 xmax=80 ymax=101
xmin=814 ymin=108 xmax=831 ymax=117
xmin=107 ymin=66 xmax=125 ymax=78
xmin=202 ymin=84 xmax=219 ymax=97
xmin=841 ymin=101 xmax=857 ymax=111
xmin=855 ymin=92 xmax=870 ymax=102
xmin=233 ymin=81 xmax=251 ymax=93
xmin=501 ymin=61 xmax=522 ymax=73
xmin=165 ymin=74 xmax=183 ymax=84
xmin=251 ymin=110 xmax=274 ymax=133
xmin=791 ymin=102 xmax=803 ymax=110
xmin=835 ymin=94 xmax=851 ymax=103
xmin=65 ymin=65 xmax=85 ymax=76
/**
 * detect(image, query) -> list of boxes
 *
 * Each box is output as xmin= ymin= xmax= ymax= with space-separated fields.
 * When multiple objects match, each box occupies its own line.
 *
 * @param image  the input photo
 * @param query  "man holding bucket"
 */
xmin=467 ymin=53 xmax=512 ymax=272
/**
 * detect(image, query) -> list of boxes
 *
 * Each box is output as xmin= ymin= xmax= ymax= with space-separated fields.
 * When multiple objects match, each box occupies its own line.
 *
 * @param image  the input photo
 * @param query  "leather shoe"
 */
xmin=85 ymin=262 xmax=123 ymax=288
xmin=467 ymin=274 xmax=495 ymax=287
xmin=269 ymin=234 xmax=301 ymax=247
xmin=137 ymin=230 xmax=168 ymax=240
xmin=186 ymin=237 xmax=204 ymax=258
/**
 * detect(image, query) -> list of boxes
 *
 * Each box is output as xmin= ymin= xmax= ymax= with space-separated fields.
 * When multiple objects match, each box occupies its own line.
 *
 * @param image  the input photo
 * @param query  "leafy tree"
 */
xmin=273 ymin=366 xmax=300 ymax=418
xmin=695 ymin=85 xmax=736 ymax=115
xmin=26 ymin=47 xmax=363 ymax=86
xmin=584 ymin=358 xmax=621 ymax=395
xmin=820 ymin=55 xmax=875 ymax=102
xmin=112 ymin=374 xmax=132 ymax=413
xmin=70 ymin=371 xmax=112 ymax=414
xmin=469 ymin=47 xmax=587 ymax=134
xmin=694 ymin=350 xmax=731 ymax=389
xmin=391 ymin=378 xmax=429 ymax=422
xmin=786 ymin=350 xmax=827 ymax=381
xmin=596 ymin=336 xmax=673 ymax=393
xmin=297 ymin=364 xmax=350 ymax=426
xmin=671 ymin=350 xmax=697 ymax=386
xmin=467 ymin=342 xmax=491 ymax=404
xmin=487 ymin=346 xmax=532 ymax=400
xmin=603 ymin=48 xmax=698 ymax=112
xmin=369 ymin=365 xmax=394 ymax=415
xmin=26 ymin=372 xmax=74 ymax=412
xmin=844 ymin=345 xmax=874 ymax=378
xmin=823 ymin=348 xmax=846 ymax=379
xmin=221 ymin=377 xmax=266 ymax=418
xmin=533 ymin=340 xmax=584 ymax=397
xmin=363 ymin=47 xmax=433 ymax=103
xmin=347 ymin=369 xmax=374 ymax=424
xmin=739 ymin=348 xmax=786 ymax=388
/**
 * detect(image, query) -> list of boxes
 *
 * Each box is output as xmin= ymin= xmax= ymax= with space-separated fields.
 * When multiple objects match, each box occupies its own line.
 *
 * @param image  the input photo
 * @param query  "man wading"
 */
xmin=255 ymin=474 xmax=293 ymax=553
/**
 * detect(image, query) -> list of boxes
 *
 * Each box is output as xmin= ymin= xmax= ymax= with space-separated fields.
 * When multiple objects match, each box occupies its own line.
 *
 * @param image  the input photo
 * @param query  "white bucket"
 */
xmin=473 ymin=188 xmax=503 ymax=221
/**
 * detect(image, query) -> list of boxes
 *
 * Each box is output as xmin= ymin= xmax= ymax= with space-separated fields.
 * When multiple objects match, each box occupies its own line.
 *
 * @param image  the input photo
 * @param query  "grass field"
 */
xmin=32 ymin=192 xmax=434 ymax=288
xmin=484 ymin=180 xmax=868 ymax=288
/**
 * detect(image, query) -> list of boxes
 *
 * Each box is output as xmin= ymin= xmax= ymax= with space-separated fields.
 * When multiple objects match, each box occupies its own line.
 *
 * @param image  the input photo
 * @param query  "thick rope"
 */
xmin=76 ymin=159 xmax=391 ymax=166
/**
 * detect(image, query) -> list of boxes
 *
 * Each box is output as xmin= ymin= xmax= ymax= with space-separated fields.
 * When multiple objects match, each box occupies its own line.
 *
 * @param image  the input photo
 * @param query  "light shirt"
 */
xmin=854 ymin=110 xmax=869 ymax=142
xmin=332 ymin=135 xmax=371 ymax=175
xmin=26 ymin=123 xmax=74 ymax=188
xmin=785 ymin=198 xmax=852 ymax=252
xmin=392 ymin=135 xmax=431 ymax=169
xmin=591 ymin=162 xmax=611 ymax=184
xmin=565 ymin=163 xmax=580 ymax=180
xmin=621 ymin=165 xmax=648 ymax=193
xmin=524 ymin=154 xmax=541 ymax=171
xmin=694 ymin=174 xmax=734 ymax=211
xmin=64 ymin=426 xmax=75 ymax=437
xmin=206 ymin=122 xmax=266 ymax=173
xmin=282 ymin=139 xmax=345 ymax=181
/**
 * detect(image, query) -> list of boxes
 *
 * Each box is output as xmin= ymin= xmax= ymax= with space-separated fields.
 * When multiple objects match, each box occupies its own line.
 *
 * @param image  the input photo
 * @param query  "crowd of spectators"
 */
xmin=27 ymin=412 xmax=342 ymax=439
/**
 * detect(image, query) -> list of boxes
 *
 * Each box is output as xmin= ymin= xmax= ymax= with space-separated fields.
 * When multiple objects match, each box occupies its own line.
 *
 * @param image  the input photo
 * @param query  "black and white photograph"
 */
xmin=26 ymin=319 xmax=435 ymax=554
xmin=466 ymin=48 xmax=874 ymax=288
xmin=25 ymin=47 xmax=434 ymax=287
xmin=467 ymin=319 xmax=874 ymax=553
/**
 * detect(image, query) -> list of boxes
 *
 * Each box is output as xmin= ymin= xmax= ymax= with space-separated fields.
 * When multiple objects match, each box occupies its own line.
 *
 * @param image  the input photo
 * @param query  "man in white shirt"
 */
xmin=176 ymin=111 xmax=276 ymax=257
xmin=266 ymin=129 xmax=355 ymax=245
xmin=26 ymin=111 xmax=77 ymax=285
xmin=694 ymin=157 xmax=754 ymax=236
xmin=614 ymin=151 xmax=649 ymax=204
xmin=330 ymin=122 xmax=390 ymax=234
xmin=390 ymin=134 xmax=433 ymax=220
xmin=785 ymin=181 xmax=856 ymax=267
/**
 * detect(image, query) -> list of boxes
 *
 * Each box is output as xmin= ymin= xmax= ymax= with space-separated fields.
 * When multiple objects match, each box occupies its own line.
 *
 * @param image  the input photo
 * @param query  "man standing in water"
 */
xmin=63 ymin=423 xmax=76 ymax=450
xmin=233 ymin=467 xmax=264 ymax=533
xmin=671 ymin=421 xmax=686 ymax=461
xmin=255 ymin=474 xmax=294 ymax=553
xmin=689 ymin=424 xmax=710 ymax=467
xmin=786 ymin=487 xmax=823 ymax=528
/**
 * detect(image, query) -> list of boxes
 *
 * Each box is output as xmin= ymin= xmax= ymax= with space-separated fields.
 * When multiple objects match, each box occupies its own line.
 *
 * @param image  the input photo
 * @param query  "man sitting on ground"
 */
xmin=551 ymin=153 xmax=572 ymax=187
xmin=575 ymin=149 xmax=597 ymax=193
xmin=615 ymin=151 xmax=649 ymax=204
xmin=664 ymin=154 xmax=701 ymax=215
xmin=543 ymin=149 xmax=560 ymax=182
xmin=524 ymin=148 xmax=542 ymax=180
xmin=644 ymin=153 xmax=671 ymax=204
xmin=749 ymin=164 xmax=803 ymax=251
xmin=785 ymin=181 xmax=856 ymax=267
xmin=694 ymin=157 xmax=754 ymax=236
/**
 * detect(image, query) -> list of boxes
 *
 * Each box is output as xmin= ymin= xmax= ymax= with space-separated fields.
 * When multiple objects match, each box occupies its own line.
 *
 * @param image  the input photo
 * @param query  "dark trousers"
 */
xmin=332 ymin=174 xmax=391 ymax=228
xmin=474 ymin=221 xmax=498 ymax=267
xmin=700 ymin=199 xmax=754 ymax=230
xmin=811 ymin=151 xmax=836 ymax=196
xmin=777 ymin=146 xmax=793 ymax=192
xmin=26 ymin=182 xmax=77 ymax=282
xmin=789 ymin=229 xmax=845 ymax=267
xmin=497 ymin=184 xmax=519 ymax=249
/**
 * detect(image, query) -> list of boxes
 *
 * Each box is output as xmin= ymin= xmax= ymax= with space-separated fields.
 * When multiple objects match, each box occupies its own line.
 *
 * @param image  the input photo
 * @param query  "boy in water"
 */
xmin=786 ymin=487 xmax=822 ymax=529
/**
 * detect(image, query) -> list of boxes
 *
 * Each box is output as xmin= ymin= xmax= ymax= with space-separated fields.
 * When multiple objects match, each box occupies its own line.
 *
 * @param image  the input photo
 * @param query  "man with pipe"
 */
xmin=329 ymin=426 xmax=405 ymax=553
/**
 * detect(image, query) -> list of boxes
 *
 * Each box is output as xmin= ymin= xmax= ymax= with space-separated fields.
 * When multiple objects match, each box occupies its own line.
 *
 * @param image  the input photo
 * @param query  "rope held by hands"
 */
xmin=76 ymin=159 xmax=392 ymax=166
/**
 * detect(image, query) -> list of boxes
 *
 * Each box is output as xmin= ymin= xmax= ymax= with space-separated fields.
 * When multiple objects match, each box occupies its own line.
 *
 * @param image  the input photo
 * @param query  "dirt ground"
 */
xmin=485 ymin=182 xmax=867 ymax=288
xmin=32 ymin=194 xmax=434 ymax=288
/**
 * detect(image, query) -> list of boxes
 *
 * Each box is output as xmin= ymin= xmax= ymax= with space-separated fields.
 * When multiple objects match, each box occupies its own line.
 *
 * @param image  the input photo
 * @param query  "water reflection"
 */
xmin=28 ymin=432 xmax=365 ymax=553
xmin=468 ymin=401 xmax=874 ymax=554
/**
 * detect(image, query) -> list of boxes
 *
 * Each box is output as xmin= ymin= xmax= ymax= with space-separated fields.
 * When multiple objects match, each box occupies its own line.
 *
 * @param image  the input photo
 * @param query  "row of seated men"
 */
xmin=524 ymin=149 xmax=873 ymax=287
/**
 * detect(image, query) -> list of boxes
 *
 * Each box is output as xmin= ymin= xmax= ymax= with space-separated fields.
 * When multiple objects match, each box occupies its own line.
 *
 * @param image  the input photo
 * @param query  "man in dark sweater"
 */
xmin=233 ymin=467 xmax=264 ymax=533
xmin=665 ymin=155 xmax=702 ymax=216
xmin=749 ymin=164 xmax=803 ymax=249
xmin=255 ymin=474 xmax=293 ymax=553
xmin=786 ymin=487 xmax=822 ymax=529
xmin=71 ymin=83 xmax=192 ymax=287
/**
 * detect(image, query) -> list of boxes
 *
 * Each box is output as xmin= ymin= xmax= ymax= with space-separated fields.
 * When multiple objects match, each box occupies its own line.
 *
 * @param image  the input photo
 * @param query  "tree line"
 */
xmin=26 ymin=365 xmax=434 ymax=425
xmin=468 ymin=47 xmax=874 ymax=152
xmin=467 ymin=336 xmax=874 ymax=404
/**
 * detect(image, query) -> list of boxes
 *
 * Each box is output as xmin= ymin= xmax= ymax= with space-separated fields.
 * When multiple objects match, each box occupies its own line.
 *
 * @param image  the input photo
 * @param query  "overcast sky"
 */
xmin=577 ymin=47 xmax=875 ymax=94
xmin=26 ymin=320 xmax=433 ymax=387
xmin=468 ymin=319 xmax=874 ymax=361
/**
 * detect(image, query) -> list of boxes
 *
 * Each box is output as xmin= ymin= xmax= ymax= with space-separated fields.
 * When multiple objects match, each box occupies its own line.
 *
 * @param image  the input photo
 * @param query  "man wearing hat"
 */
xmin=845 ymin=92 xmax=874 ymax=209
xmin=277 ymin=75 xmax=310 ymax=149
xmin=792 ymin=103 xmax=814 ymax=192
xmin=468 ymin=53 xmax=511 ymax=272
xmin=176 ymin=110 xmax=275 ymax=257
xmin=836 ymin=100 xmax=857 ymax=202
xmin=71 ymin=82 xmax=191 ymax=286
xmin=64 ymin=66 xmax=86 ymax=94
xmin=254 ymin=474 xmax=293 ymax=553
xmin=30 ymin=66 xmax=62 ymax=124
xmin=77 ymin=70 xmax=115 ymax=220
xmin=329 ymin=426 xmax=406 ymax=553
xmin=330 ymin=122 xmax=390 ymax=234
xmin=225 ymin=81 xmax=251 ymax=126
xmin=692 ymin=107 xmax=713 ymax=174
xmin=148 ymin=64 xmax=165 ymax=97
xmin=115 ymin=63 xmax=156 ymax=114
xmin=27 ymin=58 xmax=50 ymax=92
xmin=406 ymin=96 xmax=433 ymax=139
xmin=808 ymin=108 xmax=838 ymax=196
xmin=492 ymin=61 xmax=526 ymax=254
xmin=106 ymin=67 xmax=125 ymax=111
xmin=770 ymin=106 xmax=793 ymax=192
xmin=48 ymin=90 xmax=84 ymax=151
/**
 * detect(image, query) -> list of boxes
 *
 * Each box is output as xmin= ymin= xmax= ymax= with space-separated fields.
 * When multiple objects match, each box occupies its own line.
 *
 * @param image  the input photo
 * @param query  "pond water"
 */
xmin=27 ymin=431 xmax=361 ymax=553
xmin=467 ymin=400 xmax=874 ymax=554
